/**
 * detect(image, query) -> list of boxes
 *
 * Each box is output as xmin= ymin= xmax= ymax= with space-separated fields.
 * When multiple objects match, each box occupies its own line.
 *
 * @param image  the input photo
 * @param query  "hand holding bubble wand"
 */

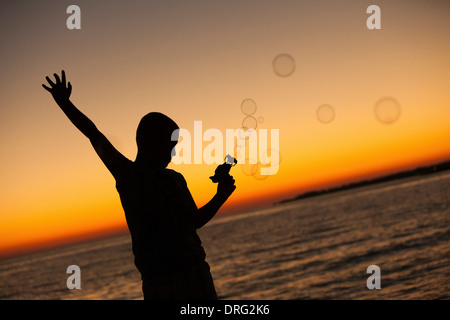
xmin=209 ymin=154 xmax=238 ymax=183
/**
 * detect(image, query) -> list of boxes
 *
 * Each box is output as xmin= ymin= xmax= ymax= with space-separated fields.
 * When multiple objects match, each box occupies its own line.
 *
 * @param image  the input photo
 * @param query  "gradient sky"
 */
xmin=1 ymin=0 xmax=450 ymax=258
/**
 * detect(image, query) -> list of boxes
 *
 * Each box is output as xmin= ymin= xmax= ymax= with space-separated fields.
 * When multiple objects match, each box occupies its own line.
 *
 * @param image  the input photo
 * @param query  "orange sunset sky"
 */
xmin=1 ymin=0 xmax=450 ymax=258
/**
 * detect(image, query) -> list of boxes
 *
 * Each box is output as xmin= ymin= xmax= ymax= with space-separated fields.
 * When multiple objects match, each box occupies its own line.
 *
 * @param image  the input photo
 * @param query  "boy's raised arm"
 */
xmin=43 ymin=70 xmax=128 ymax=178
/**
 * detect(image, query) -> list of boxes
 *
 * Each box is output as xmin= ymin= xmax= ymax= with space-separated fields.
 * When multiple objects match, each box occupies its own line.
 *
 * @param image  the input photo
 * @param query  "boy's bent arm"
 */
xmin=43 ymin=70 xmax=128 ymax=178
xmin=194 ymin=175 xmax=236 ymax=229
xmin=195 ymin=194 xmax=229 ymax=229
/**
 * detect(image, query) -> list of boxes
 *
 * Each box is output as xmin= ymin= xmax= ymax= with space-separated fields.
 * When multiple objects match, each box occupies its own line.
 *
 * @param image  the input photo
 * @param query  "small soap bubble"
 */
xmin=257 ymin=116 xmax=265 ymax=124
xmin=241 ymin=98 xmax=257 ymax=116
xmin=316 ymin=104 xmax=335 ymax=124
xmin=374 ymin=97 xmax=401 ymax=124
xmin=273 ymin=53 xmax=295 ymax=77
xmin=242 ymin=116 xmax=258 ymax=131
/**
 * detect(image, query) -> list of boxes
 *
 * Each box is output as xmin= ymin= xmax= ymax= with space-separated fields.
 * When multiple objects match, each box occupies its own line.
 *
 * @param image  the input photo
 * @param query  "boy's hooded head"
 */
xmin=136 ymin=112 xmax=179 ymax=168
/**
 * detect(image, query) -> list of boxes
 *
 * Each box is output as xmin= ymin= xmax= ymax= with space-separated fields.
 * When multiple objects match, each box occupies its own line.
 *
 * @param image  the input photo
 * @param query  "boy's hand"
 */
xmin=216 ymin=175 xmax=236 ymax=200
xmin=42 ymin=70 xmax=72 ymax=102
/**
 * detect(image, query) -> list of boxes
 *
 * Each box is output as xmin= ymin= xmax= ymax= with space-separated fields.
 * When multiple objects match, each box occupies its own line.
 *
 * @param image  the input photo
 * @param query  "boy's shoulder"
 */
xmin=164 ymin=168 xmax=186 ymax=183
xmin=115 ymin=162 xmax=186 ymax=187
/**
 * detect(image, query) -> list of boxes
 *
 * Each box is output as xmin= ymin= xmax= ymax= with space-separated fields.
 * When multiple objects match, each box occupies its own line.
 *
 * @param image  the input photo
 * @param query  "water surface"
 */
xmin=1 ymin=172 xmax=448 ymax=299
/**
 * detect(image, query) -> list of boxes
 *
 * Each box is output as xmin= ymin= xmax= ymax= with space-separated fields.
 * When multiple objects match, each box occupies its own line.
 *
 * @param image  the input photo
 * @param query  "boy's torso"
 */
xmin=115 ymin=160 xmax=206 ymax=274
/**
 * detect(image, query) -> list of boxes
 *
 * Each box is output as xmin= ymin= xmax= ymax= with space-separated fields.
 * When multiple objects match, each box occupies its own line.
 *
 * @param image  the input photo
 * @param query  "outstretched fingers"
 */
xmin=53 ymin=73 xmax=61 ymax=84
xmin=45 ymin=76 xmax=55 ymax=87
xmin=61 ymin=70 xmax=66 ymax=86
xmin=43 ymin=71 xmax=71 ymax=96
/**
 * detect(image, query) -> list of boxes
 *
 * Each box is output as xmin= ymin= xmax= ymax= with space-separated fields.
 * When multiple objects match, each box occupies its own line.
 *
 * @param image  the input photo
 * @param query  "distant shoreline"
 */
xmin=279 ymin=160 xmax=450 ymax=204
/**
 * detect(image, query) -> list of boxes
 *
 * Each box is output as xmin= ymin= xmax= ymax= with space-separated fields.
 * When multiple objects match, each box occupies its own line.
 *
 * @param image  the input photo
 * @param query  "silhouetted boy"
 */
xmin=43 ymin=71 xmax=236 ymax=299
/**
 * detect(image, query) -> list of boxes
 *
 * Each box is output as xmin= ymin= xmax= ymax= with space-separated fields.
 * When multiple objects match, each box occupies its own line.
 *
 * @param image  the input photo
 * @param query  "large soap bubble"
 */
xmin=242 ymin=115 xmax=258 ymax=131
xmin=241 ymin=98 xmax=257 ymax=116
xmin=316 ymin=104 xmax=335 ymax=124
xmin=273 ymin=53 xmax=295 ymax=77
xmin=374 ymin=97 xmax=401 ymax=124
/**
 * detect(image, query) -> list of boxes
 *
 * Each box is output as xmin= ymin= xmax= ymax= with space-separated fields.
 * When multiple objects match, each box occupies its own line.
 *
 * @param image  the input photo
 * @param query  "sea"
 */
xmin=1 ymin=171 xmax=449 ymax=300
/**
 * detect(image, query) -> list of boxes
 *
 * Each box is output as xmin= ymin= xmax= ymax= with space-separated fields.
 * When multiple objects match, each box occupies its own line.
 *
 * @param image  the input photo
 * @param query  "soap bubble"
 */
xmin=235 ymin=128 xmax=256 ymax=164
xmin=374 ymin=97 xmax=401 ymax=124
xmin=257 ymin=116 xmax=265 ymax=124
xmin=252 ymin=162 xmax=270 ymax=180
xmin=241 ymin=157 xmax=258 ymax=176
xmin=242 ymin=116 xmax=258 ymax=131
xmin=235 ymin=136 xmax=245 ymax=150
xmin=255 ymin=162 xmax=280 ymax=179
xmin=241 ymin=98 xmax=257 ymax=115
xmin=238 ymin=127 xmax=256 ymax=141
xmin=273 ymin=53 xmax=295 ymax=77
xmin=316 ymin=104 xmax=335 ymax=124
xmin=259 ymin=148 xmax=282 ymax=166
xmin=236 ymin=130 xmax=257 ymax=164
xmin=252 ymin=161 xmax=281 ymax=180
xmin=239 ymin=148 xmax=283 ymax=179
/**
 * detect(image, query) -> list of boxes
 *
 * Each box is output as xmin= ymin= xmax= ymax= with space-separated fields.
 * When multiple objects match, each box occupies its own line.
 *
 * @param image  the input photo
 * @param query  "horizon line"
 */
xmin=1 ymin=156 xmax=449 ymax=260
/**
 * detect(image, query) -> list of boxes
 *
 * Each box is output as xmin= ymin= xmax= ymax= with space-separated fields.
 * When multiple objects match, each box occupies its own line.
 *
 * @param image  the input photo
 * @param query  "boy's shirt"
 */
xmin=115 ymin=160 xmax=206 ymax=277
